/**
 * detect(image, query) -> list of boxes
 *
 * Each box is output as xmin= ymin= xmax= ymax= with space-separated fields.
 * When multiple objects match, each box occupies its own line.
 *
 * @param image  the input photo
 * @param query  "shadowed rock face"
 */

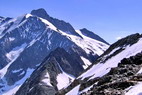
xmin=31 ymin=8 xmax=50 ymax=20
xmin=15 ymin=48 xmax=84 ymax=95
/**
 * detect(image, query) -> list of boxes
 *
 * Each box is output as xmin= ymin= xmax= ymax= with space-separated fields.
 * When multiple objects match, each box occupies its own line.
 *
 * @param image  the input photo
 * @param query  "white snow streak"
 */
xmin=12 ymin=68 xmax=23 ymax=73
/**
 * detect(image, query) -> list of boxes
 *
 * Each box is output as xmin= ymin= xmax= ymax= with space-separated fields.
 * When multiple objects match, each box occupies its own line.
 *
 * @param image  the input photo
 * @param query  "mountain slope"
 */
xmin=57 ymin=33 xmax=142 ymax=95
xmin=0 ymin=9 xmax=109 ymax=94
xmin=15 ymin=48 xmax=78 ymax=95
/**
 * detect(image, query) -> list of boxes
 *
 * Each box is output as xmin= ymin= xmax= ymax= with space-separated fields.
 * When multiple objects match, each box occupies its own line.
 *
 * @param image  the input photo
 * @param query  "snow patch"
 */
xmin=12 ymin=68 xmax=23 ymax=73
xmin=1 ymin=68 xmax=34 ymax=95
xmin=125 ymin=82 xmax=142 ymax=95
xmin=81 ymin=56 xmax=92 ymax=69
xmin=19 ymin=71 xmax=25 ymax=76
xmin=9 ymin=37 xmax=15 ymax=41
xmin=137 ymin=68 xmax=142 ymax=74
xmin=26 ymin=14 xmax=32 ymax=18
xmin=42 ymin=72 xmax=52 ymax=87
xmin=28 ymin=39 xmax=37 ymax=47
xmin=16 ymin=68 xmax=34 ymax=84
xmin=79 ymin=84 xmax=94 ymax=94
xmin=57 ymin=73 xmax=71 ymax=90
xmin=66 ymin=85 xmax=80 ymax=95
xmin=47 ymin=31 xmax=53 ymax=39
xmin=56 ymin=60 xmax=74 ymax=90
xmin=48 ymin=40 xmax=51 ymax=45
xmin=6 ymin=43 xmax=27 ymax=61
xmin=0 ymin=43 xmax=27 ymax=78
xmin=108 ymin=47 xmax=121 ymax=56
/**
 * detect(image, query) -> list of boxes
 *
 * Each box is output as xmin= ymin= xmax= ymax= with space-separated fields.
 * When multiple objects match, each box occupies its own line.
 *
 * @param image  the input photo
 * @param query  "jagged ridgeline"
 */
xmin=0 ymin=8 xmax=109 ymax=95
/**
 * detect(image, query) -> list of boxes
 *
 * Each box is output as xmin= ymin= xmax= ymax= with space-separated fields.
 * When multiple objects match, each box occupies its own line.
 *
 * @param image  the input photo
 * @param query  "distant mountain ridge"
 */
xmin=80 ymin=28 xmax=109 ymax=45
xmin=0 ymin=8 xmax=109 ymax=95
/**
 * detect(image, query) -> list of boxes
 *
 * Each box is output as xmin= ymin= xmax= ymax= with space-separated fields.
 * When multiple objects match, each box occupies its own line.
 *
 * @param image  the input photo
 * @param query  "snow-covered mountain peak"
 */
xmin=0 ymin=8 xmax=109 ymax=95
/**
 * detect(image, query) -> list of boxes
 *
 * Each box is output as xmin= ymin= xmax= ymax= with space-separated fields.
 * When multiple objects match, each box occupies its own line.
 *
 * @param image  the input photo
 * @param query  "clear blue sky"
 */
xmin=0 ymin=0 xmax=142 ymax=44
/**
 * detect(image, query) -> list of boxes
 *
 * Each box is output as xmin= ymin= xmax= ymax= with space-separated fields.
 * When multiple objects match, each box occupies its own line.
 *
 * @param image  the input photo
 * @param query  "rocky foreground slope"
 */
xmin=57 ymin=33 xmax=142 ymax=95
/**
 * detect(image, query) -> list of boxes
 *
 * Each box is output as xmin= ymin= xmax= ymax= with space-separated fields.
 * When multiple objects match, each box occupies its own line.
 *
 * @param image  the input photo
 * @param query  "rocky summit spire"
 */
xmin=31 ymin=8 xmax=81 ymax=36
xmin=31 ymin=8 xmax=50 ymax=19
